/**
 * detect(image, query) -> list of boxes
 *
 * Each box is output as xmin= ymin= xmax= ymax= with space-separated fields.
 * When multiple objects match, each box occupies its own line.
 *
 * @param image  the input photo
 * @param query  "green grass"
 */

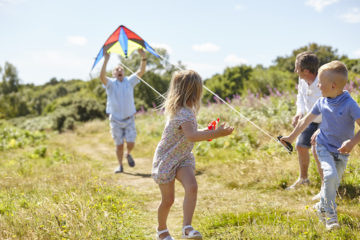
xmin=1 ymin=95 xmax=360 ymax=239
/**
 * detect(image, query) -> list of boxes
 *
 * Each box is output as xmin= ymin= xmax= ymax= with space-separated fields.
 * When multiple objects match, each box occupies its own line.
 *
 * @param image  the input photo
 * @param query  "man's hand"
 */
xmin=138 ymin=48 xmax=146 ymax=58
xmin=338 ymin=139 xmax=354 ymax=154
xmin=104 ymin=52 xmax=110 ymax=61
xmin=292 ymin=114 xmax=303 ymax=127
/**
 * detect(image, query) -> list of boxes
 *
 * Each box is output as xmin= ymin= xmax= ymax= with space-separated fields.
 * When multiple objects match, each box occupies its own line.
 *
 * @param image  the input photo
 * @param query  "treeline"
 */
xmin=202 ymin=43 xmax=360 ymax=102
xmin=1 ymin=43 xmax=359 ymax=132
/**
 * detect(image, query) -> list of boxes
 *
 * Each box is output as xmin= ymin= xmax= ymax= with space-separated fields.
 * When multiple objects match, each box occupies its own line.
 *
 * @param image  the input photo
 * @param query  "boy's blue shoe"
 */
xmin=313 ymin=202 xmax=325 ymax=223
xmin=127 ymin=154 xmax=135 ymax=167
xmin=325 ymin=212 xmax=340 ymax=231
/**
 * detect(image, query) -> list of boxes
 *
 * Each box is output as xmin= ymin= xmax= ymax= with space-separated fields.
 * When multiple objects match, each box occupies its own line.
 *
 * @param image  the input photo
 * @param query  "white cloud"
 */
xmin=353 ymin=49 xmax=360 ymax=58
xmin=0 ymin=0 xmax=23 ymax=7
xmin=305 ymin=0 xmax=339 ymax=12
xmin=67 ymin=36 xmax=88 ymax=46
xmin=224 ymin=54 xmax=248 ymax=66
xmin=151 ymin=43 xmax=173 ymax=54
xmin=183 ymin=61 xmax=223 ymax=79
xmin=13 ymin=50 xmax=91 ymax=84
xmin=235 ymin=4 xmax=244 ymax=11
xmin=340 ymin=8 xmax=360 ymax=23
xmin=192 ymin=42 xmax=220 ymax=52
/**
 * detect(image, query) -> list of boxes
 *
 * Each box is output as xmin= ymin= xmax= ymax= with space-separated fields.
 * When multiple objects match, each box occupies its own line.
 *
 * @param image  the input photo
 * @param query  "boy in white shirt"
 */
xmin=288 ymin=51 xmax=323 ymax=197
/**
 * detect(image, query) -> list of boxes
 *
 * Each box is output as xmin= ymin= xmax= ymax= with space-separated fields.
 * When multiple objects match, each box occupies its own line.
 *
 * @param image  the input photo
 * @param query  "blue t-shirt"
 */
xmin=103 ymin=73 xmax=140 ymax=121
xmin=311 ymin=91 xmax=360 ymax=153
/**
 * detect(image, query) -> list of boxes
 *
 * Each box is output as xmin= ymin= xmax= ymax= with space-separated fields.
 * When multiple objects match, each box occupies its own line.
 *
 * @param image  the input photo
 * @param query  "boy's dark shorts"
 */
xmin=296 ymin=122 xmax=319 ymax=148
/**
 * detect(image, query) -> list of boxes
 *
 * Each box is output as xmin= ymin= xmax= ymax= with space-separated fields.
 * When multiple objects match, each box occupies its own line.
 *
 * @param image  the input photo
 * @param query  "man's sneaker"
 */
xmin=127 ymin=154 xmax=135 ymax=167
xmin=313 ymin=202 xmax=325 ymax=223
xmin=114 ymin=165 xmax=123 ymax=173
xmin=325 ymin=212 xmax=340 ymax=230
xmin=286 ymin=178 xmax=310 ymax=190
xmin=312 ymin=192 xmax=321 ymax=201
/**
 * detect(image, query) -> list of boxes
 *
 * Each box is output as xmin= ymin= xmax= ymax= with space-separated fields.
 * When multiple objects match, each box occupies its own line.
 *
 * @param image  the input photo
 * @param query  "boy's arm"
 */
xmin=100 ymin=52 xmax=110 ymax=86
xmin=281 ymin=112 xmax=318 ymax=144
xmin=294 ymin=79 xmax=305 ymax=126
xmin=338 ymin=118 xmax=360 ymax=154
xmin=181 ymin=121 xmax=234 ymax=142
xmin=136 ymin=49 xmax=146 ymax=78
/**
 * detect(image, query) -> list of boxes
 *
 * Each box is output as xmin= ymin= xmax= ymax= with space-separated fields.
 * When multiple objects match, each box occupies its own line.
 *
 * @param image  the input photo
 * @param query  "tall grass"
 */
xmin=1 ymin=93 xmax=360 ymax=239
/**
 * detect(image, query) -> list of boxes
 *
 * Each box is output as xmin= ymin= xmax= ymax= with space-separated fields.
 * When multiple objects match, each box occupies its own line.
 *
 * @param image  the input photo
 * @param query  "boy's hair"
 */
xmin=319 ymin=60 xmax=348 ymax=87
xmin=295 ymin=51 xmax=319 ymax=75
xmin=164 ymin=70 xmax=203 ymax=118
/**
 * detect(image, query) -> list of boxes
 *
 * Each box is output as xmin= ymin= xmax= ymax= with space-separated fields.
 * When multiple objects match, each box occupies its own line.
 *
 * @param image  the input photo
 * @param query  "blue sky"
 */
xmin=1 ymin=0 xmax=359 ymax=85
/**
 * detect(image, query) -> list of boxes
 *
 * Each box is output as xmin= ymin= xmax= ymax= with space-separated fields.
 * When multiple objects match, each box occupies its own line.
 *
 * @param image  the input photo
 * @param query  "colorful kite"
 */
xmin=91 ymin=25 xmax=160 ymax=70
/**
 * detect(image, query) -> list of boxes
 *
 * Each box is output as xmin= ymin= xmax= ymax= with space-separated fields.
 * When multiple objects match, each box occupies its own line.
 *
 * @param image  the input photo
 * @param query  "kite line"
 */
xmin=120 ymin=57 xmax=290 ymax=153
xmin=156 ymin=55 xmax=291 ymax=153
xmin=90 ymin=25 xmax=291 ymax=153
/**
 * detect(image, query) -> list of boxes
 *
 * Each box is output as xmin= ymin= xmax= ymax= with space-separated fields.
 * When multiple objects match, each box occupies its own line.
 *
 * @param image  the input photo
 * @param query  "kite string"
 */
xmin=120 ymin=62 xmax=165 ymax=100
xmin=120 ymin=55 xmax=288 ymax=153
xmin=158 ymin=55 xmax=281 ymax=144
xmin=119 ymin=62 xmax=210 ymax=135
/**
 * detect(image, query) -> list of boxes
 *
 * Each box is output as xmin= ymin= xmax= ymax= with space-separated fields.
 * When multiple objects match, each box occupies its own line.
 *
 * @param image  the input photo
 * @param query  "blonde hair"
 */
xmin=319 ymin=61 xmax=348 ymax=87
xmin=164 ymin=70 xmax=203 ymax=118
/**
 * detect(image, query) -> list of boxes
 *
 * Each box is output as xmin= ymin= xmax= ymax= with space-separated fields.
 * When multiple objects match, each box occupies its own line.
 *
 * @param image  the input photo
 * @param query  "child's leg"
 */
xmin=176 ymin=167 xmax=198 ymax=228
xmin=316 ymin=145 xmax=339 ymax=214
xmin=116 ymin=144 xmax=124 ymax=166
xmin=312 ymin=145 xmax=324 ymax=183
xmin=158 ymin=180 xmax=175 ymax=235
xmin=334 ymin=154 xmax=348 ymax=192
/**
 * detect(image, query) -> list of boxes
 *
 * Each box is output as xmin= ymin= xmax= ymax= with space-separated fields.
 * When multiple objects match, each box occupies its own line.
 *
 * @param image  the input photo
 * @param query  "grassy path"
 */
xmin=3 ymin=117 xmax=356 ymax=239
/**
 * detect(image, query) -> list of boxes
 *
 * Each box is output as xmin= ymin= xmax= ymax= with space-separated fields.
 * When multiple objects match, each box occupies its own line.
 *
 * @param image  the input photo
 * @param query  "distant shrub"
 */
xmin=0 ymin=124 xmax=46 ymax=150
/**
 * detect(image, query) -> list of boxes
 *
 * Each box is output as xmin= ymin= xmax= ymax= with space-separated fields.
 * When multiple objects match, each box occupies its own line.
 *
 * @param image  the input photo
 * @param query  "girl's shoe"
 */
xmin=156 ymin=228 xmax=174 ymax=240
xmin=181 ymin=225 xmax=202 ymax=239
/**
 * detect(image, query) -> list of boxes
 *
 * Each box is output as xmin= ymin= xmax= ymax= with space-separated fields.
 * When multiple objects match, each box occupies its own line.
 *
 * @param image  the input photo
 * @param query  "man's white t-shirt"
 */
xmin=104 ymin=73 xmax=140 ymax=121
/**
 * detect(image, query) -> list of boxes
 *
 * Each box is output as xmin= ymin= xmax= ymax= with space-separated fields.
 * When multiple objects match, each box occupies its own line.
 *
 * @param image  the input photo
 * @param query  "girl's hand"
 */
xmin=216 ymin=123 xmax=234 ymax=137
xmin=338 ymin=139 xmax=354 ymax=154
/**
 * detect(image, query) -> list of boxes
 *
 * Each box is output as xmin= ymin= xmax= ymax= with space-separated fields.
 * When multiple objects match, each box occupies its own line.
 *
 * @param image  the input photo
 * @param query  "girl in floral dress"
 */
xmin=152 ymin=70 xmax=234 ymax=240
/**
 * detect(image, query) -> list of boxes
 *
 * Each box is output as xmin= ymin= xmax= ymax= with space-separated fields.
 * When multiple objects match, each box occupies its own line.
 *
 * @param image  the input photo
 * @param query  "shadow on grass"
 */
xmin=338 ymin=184 xmax=360 ymax=199
xmin=122 ymin=172 xmax=152 ymax=178
xmin=120 ymin=170 xmax=203 ymax=178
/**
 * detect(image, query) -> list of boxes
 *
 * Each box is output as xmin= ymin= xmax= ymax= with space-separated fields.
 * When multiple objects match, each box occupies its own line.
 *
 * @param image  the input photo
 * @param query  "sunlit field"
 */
xmin=1 ymin=92 xmax=360 ymax=239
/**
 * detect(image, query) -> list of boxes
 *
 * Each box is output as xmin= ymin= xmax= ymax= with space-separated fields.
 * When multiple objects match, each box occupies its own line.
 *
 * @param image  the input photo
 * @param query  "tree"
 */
xmin=203 ymin=65 xmax=253 ymax=102
xmin=274 ymin=43 xmax=347 ymax=73
xmin=1 ymin=62 xmax=20 ymax=94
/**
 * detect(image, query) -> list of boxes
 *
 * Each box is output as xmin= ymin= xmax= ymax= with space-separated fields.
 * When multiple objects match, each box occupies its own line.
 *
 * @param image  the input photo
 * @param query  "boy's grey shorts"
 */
xmin=296 ymin=122 xmax=319 ymax=148
xmin=109 ymin=115 xmax=136 ymax=146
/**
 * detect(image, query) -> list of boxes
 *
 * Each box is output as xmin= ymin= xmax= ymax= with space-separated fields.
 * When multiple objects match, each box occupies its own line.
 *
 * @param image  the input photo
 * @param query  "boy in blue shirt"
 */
xmin=281 ymin=61 xmax=360 ymax=230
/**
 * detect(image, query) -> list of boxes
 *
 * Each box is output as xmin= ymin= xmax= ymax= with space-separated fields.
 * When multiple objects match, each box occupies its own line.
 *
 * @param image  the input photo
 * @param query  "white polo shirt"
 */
xmin=296 ymin=76 xmax=322 ymax=123
xmin=104 ymin=73 xmax=140 ymax=121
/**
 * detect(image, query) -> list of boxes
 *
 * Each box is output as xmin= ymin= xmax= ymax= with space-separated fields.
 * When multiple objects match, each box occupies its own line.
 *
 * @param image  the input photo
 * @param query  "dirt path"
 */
xmin=51 ymin=124 xmax=311 ymax=239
